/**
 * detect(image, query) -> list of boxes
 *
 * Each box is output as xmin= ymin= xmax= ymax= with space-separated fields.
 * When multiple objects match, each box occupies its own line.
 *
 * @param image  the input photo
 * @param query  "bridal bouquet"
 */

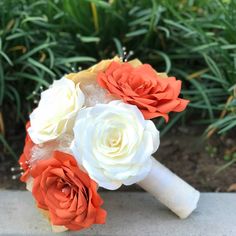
xmin=19 ymin=56 xmax=200 ymax=232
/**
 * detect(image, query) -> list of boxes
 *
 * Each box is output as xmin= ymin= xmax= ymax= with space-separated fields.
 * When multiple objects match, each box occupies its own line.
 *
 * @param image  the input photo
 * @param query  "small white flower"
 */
xmin=28 ymin=77 xmax=84 ymax=144
xmin=71 ymin=100 xmax=159 ymax=190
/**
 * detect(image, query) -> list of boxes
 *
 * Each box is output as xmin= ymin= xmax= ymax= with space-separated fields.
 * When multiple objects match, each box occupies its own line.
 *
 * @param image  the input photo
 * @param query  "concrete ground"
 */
xmin=0 ymin=191 xmax=235 ymax=236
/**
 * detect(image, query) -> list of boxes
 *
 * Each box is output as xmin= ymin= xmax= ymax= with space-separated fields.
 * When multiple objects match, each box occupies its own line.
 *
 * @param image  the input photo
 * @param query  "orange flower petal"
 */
xmin=156 ymin=100 xmax=181 ymax=114
xmin=31 ymin=151 xmax=106 ymax=231
xmin=172 ymin=98 xmax=190 ymax=112
xmin=141 ymin=110 xmax=169 ymax=122
xmin=97 ymin=60 xmax=189 ymax=121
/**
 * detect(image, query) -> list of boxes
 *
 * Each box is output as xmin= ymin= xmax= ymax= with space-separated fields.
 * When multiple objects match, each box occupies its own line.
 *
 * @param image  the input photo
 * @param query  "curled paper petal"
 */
xmin=30 ymin=151 xmax=106 ymax=230
xmin=71 ymin=100 xmax=160 ymax=190
xmin=138 ymin=157 xmax=200 ymax=219
xmin=66 ymin=56 xmax=121 ymax=85
xmin=97 ymin=60 xmax=189 ymax=121
xmin=28 ymin=77 xmax=84 ymax=144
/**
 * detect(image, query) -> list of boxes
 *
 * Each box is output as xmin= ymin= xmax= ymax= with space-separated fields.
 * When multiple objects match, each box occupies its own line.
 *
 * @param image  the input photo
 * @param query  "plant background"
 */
xmin=0 ymin=0 xmax=235 ymax=190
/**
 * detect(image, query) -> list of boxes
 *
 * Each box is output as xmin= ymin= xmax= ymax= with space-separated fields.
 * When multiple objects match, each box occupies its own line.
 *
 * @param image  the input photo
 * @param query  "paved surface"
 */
xmin=0 ymin=191 xmax=235 ymax=236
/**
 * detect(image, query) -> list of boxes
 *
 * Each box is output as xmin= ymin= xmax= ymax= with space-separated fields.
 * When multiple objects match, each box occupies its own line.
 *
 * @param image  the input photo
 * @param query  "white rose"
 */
xmin=71 ymin=100 xmax=159 ymax=190
xmin=28 ymin=77 xmax=84 ymax=144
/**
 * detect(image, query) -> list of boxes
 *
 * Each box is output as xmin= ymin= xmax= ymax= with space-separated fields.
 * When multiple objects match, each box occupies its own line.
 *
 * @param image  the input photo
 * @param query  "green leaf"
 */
xmin=27 ymin=58 xmax=55 ymax=77
xmin=163 ymin=19 xmax=193 ymax=33
xmin=6 ymin=31 xmax=36 ymax=41
xmin=45 ymin=48 xmax=55 ymax=69
xmin=84 ymin=0 xmax=111 ymax=9
xmin=188 ymin=79 xmax=214 ymax=119
xmin=113 ymin=38 xmax=123 ymax=56
xmin=22 ymin=16 xmax=48 ymax=24
xmin=202 ymin=54 xmax=224 ymax=83
xmin=125 ymin=29 xmax=148 ymax=37
xmin=0 ymin=51 xmax=13 ymax=66
xmin=191 ymin=42 xmax=218 ymax=52
xmin=6 ymin=85 xmax=21 ymax=121
xmin=54 ymin=56 xmax=96 ymax=65
xmin=218 ymin=120 xmax=236 ymax=134
xmin=0 ymin=62 xmax=4 ymax=105
xmin=154 ymin=50 xmax=171 ymax=73
xmin=14 ymin=72 xmax=50 ymax=87
xmin=76 ymin=34 xmax=100 ymax=43
xmin=0 ymin=134 xmax=18 ymax=160
xmin=16 ymin=42 xmax=57 ymax=62
xmin=160 ymin=112 xmax=184 ymax=137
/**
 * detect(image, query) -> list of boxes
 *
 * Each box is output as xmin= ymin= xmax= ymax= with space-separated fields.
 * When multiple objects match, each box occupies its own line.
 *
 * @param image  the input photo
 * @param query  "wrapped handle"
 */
xmin=137 ymin=157 xmax=200 ymax=219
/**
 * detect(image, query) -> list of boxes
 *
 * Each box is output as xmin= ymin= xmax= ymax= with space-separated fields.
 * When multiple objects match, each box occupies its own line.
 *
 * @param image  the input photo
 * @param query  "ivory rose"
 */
xmin=31 ymin=151 xmax=106 ymax=231
xmin=97 ymin=60 xmax=189 ymax=121
xmin=28 ymin=77 xmax=85 ymax=144
xmin=71 ymin=100 xmax=160 ymax=190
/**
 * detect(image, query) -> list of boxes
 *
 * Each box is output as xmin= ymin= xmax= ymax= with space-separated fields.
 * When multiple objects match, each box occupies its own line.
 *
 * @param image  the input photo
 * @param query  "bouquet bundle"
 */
xmin=19 ymin=57 xmax=200 ymax=232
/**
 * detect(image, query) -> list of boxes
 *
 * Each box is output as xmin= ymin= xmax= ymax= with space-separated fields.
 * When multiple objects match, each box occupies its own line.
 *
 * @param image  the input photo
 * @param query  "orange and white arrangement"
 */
xmin=19 ymin=57 xmax=200 ymax=232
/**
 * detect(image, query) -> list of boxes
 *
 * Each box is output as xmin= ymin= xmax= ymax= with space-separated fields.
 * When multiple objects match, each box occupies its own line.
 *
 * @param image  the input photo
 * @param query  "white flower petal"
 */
xmin=72 ymin=100 xmax=160 ymax=190
xmin=28 ymin=77 xmax=84 ymax=144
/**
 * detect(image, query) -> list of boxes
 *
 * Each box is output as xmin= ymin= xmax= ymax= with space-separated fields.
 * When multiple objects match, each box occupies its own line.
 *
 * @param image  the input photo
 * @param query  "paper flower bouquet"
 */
xmin=19 ymin=57 xmax=200 ymax=232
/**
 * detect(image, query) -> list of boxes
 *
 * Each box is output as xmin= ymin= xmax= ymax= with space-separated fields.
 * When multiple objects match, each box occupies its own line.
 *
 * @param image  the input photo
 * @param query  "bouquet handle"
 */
xmin=137 ymin=157 xmax=200 ymax=219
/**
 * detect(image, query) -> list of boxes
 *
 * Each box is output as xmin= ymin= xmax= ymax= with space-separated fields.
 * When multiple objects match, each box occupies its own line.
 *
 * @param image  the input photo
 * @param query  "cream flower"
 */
xmin=28 ymin=77 xmax=84 ymax=144
xmin=65 ymin=56 xmax=121 ymax=85
xmin=71 ymin=100 xmax=159 ymax=190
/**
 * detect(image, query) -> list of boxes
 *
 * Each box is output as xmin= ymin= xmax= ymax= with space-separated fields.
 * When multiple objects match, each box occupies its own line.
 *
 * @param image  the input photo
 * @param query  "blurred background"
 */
xmin=0 ymin=0 xmax=235 ymax=191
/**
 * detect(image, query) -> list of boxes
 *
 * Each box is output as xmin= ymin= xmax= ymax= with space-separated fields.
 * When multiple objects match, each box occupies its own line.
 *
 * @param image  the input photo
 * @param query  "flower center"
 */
xmin=62 ymin=185 xmax=71 ymax=195
xmin=107 ymin=130 xmax=121 ymax=147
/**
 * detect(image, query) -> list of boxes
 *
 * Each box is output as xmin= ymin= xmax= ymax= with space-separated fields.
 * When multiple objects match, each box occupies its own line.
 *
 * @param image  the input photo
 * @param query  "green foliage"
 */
xmin=0 ymin=0 xmax=235 ymax=158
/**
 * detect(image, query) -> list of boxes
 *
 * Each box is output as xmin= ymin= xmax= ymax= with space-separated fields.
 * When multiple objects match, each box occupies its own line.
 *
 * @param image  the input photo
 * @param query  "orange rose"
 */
xmin=97 ymin=61 xmax=189 ymax=121
xmin=19 ymin=122 xmax=34 ymax=182
xmin=30 ymin=151 xmax=106 ymax=231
